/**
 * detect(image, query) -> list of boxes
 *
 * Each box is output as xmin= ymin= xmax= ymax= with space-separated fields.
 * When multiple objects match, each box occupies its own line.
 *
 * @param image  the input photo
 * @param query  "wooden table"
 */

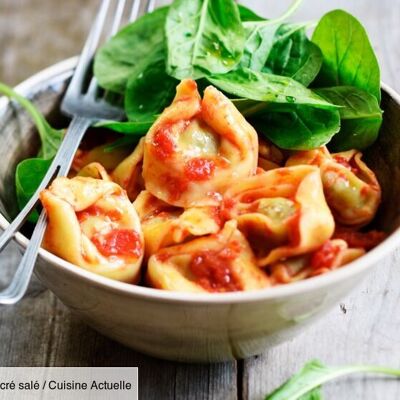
xmin=1 ymin=1 xmax=400 ymax=398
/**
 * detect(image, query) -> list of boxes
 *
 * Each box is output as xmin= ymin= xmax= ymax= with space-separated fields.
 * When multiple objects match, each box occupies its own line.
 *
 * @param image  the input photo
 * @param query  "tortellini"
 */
xmin=39 ymin=80 xmax=384 ymax=292
xmin=286 ymin=148 xmax=381 ymax=226
xmin=270 ymin=239 xmax=365 ymax=284
xmin=147 ymin=221 xmax=270 ymax=293
xmin=142 ymin=79 xmax=258 ymax=207
xmin=134 ymin=190 xmax=221 ymax=259
xmin=40 ymin=176 xmax=144 ymax=283
xmin=72 ymin=142 xmax=131 ymax=174
xmin=223 ymin=165 xmax=335 ymax=266
xmin=258 ymin=138 xmax=284 ymax=172
xmin=112 ymin=137 xmax=145 ymax=201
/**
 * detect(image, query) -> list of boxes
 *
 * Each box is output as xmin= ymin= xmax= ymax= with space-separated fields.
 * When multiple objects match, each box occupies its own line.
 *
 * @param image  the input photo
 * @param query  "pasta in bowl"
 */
xmin=0 ymin=57 xmax=399 ymax=362
xmin=34 ymin=79 xmax=384 ymax=294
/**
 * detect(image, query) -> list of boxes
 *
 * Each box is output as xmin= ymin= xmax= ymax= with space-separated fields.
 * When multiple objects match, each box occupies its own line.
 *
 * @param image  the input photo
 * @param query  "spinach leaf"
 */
xmin=312 ymin=10 xmax=381 ymax=102
xmin=208 ymin=68 xmax=336 ymax=109
xmin=252 ymin=105 xmax=340 ymax=150
xmin=94 ymin=7 xmax=168 ymax=94
xmin=239 ymin=0 xmax=306 ymax=72
xmin=298 ymin=387 xmax=322 ymax=400
xmin=0 ymin=82 xmax=63 ymax=159
xmin=264 ymin=24 xmax=322 ymax=87
xmin=124 ymin=44 xmax=177 ymax=122
xmin=165 ymin=0 xmax=245 ymax=80
xmin=238 ymin=5 xmax=264 ymax=22
xmin=15 ymin=158 xmax=52 ymax=220
xmin=265 ymin=359 xmax=400 ymax=400
xmin=0 ymin=82 xmax=64 ymax=220
xmin=240 ymin=22 xmax=281 ymax=71
xmin=316 ymin=86 xmax=382 ymax=150
xmin=95 ymin=119 xmax=155 ymax=134
xmin=104 ymin=136 xmax=140 ymax=153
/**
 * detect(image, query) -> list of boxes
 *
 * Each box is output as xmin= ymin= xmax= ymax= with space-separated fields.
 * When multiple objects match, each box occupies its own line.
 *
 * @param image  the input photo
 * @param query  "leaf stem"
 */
xmin=0 ymin=82 xmax=48 ymax=144
xmin=277 ymin=0 xmax=304 ymax=24
xmin=284 ymin=365 xmax=400 ymax=400
xmin=244 ymin=0 xmax=304 ymax=28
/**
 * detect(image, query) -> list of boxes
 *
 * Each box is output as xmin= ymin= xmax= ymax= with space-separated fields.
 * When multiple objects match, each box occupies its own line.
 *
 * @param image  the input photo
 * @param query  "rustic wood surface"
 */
xmin=1 ymin=0 xmax=400 ymax=399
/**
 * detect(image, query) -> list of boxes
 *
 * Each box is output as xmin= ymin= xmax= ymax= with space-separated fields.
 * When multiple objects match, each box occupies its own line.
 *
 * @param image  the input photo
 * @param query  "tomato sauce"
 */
xmin=162 ymin=173 xmax=189 ymax=201
xmin=92 ymin=229 xmax=142 ymax=258
xmin=333 ymin=155 xmax=359 ymax=174
xmin=221 ymin=197 xmax=237 ymax=221
xmin=184 ymin=158 xmax=215 ymax=181
xmin=287 ymin=211 xmax=301 ymax=246
xmin=310 ymin=241 xmax=340 ymax=270
xmin=189 ymin=243 xmax=242 ymax=292
xmin=334 ymin=230 xmax=386 ymax=250
xmin=152 ymin=125 xmax=176 ymax=160
xmin=77 ymin=205 xmax=122 ymax=223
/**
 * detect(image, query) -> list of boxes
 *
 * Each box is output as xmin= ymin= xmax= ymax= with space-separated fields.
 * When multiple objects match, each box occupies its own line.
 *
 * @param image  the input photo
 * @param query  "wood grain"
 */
xmin=0 ymin=1 xmax=400 ymax=399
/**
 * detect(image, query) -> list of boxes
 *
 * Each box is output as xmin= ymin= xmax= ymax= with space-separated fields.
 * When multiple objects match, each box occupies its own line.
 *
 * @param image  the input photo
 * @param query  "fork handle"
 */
xmin=0 ymin=116 xmax=92 ymax=304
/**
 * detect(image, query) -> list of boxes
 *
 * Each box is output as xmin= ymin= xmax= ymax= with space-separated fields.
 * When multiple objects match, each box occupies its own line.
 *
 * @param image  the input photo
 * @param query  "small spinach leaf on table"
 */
xmin=252 ymin=104 xmax=340 ymax=150
xmin=208 ymin=68 xmax=336 ymax=109
xmin=166 ymin=0 xmax=245 ymax=80
xmin=124 ymin=44 xmax=177 ymax=122
xmin=265 ymin=359 xmax=400 ymax=400
xmin=316 ymin=86 xmax=382 ymax=151
xmin=312 ymin=9 xmax=381 ymax=102
xmin=264 ymin=24 xmax=323 ymax=87
xmin=94 ymin=7 xmax=169 ymax=94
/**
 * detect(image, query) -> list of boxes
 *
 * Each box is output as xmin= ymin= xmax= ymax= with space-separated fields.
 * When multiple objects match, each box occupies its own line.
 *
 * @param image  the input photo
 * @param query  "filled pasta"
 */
xmin=270 ymin=239 xmax=365 ymax=284
xmin=134 ymin=190 xmax=221 ymax=259
xmin=142 ymin=79 xmax=258 ymax=207
xmin=286 ymin=148 xmax=381 ymax=226
xmin=40 ymin=176 xmax=144 ymax=283
xmin=38 ymin=79 xmax=384 ymax=293
xmin=223 ymin=165 xmax=335 ymax=266
xmin=147 ymin=221 xmax=270 ymax=293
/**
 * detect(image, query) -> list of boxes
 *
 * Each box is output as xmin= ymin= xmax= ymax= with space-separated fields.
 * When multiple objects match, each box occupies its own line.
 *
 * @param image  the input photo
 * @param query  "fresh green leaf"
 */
xmin=240 ymin=22 xmax=281 ymax=71
xmin=312 ymin=10 xmax=381 ymax=102
xmin=264 ymin=359 xmax=400 ymax=400
xmin=252 ymin=105 xmax=340 ymax=150
xmin=208 ymin=68 xmax=337 ymax=109
xmin=124 ymin=44 xmax=177 ymax=122
xmin=104 ymin=136 xmax=140 ymax=153
xmin=316 ymin=86 xmax=382 ymax=150
xmin=239 ymin=0 xmax=307 ymax=73
xmin=238 ymin=4 xmax=265 ymax=22
xmin=298 ymin=387 xmax=322 ymax=400
xmin=264 ymin=24 xmax=323 ymax=86
xmin=0 ymin=82 xmax=63 ymax=159
xmin=95 ymin=119 xmax=155 ymax=134
xmin=15 ymin=158 xmax=52 ymax=222
xmin=94 ymin=7 xmax=168 ymax=93
xmin=165 ymin=0 xmax=245 ymax=80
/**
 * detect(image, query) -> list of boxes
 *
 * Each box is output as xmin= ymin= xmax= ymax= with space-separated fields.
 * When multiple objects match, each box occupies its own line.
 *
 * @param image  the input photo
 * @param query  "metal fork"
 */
xmin=0 ymin=0 xmax=156 ymax=304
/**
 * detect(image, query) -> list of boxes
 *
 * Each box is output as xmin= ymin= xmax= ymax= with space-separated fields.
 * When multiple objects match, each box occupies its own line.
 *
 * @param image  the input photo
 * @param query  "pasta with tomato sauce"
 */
xmin=40 ymin=79 xmax=385 ymax=292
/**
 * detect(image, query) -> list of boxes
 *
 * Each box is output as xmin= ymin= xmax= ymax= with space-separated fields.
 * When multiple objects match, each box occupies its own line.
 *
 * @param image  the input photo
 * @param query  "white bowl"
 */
xmin=1 ymin=57 xmax=399 ymax=362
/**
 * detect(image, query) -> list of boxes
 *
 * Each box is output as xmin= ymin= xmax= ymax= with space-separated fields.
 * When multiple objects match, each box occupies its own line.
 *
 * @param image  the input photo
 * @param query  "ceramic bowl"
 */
xmin=1 ymin=58 xmax=399 ymax=362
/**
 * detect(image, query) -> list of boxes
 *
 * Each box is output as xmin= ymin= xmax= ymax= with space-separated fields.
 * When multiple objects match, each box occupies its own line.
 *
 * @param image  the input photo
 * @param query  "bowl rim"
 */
xmin=0 ymin=56 xmax=399 ymax=305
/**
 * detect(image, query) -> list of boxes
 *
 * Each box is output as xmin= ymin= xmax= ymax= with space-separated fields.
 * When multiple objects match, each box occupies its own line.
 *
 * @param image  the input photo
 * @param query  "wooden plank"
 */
xmin=243 ymin=0 xmax=400 ymax=399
